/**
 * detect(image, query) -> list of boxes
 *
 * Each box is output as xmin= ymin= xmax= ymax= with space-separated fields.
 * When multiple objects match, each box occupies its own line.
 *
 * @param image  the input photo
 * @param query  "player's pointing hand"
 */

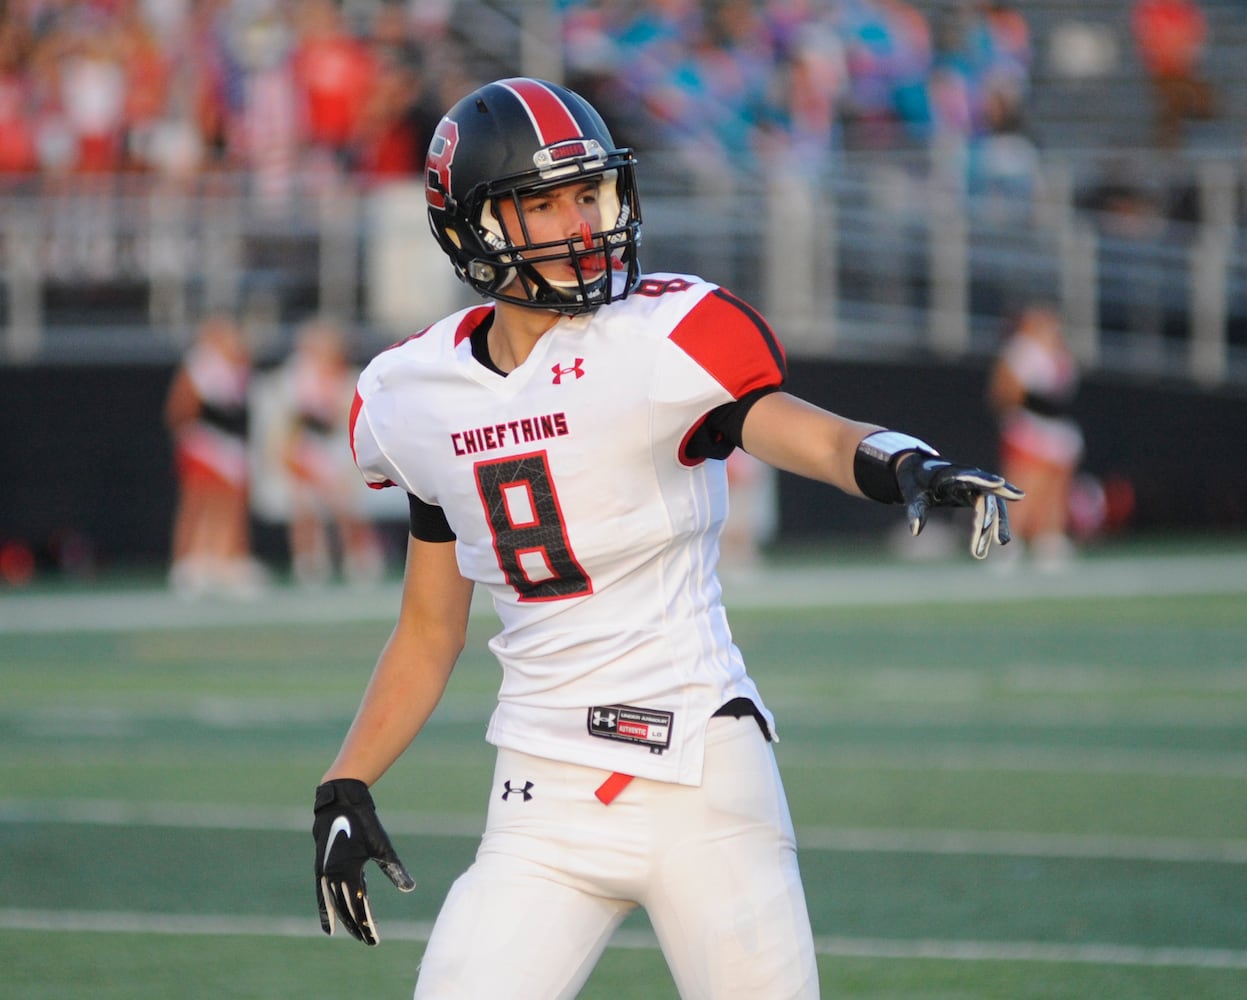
xmin=896 ymin=454 xmax=1025 ymax=559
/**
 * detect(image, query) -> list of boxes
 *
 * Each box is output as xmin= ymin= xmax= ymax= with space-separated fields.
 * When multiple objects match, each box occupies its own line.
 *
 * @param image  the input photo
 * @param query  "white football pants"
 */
xmin=412 ymin=714 xmax=818 ymax=999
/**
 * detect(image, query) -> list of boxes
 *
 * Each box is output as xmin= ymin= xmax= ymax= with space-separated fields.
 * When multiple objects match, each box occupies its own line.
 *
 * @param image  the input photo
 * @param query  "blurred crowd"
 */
xmin=0 ymin=0 xmax=462 ymax=191
xmin=0 ymin=0 xmax=1036 ymax=192
xmin=564 ymin=0 xmax=1033 ymax=181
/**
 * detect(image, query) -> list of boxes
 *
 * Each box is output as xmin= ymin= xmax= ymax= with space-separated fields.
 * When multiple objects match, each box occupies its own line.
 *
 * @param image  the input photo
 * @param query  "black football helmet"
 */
xmin=425 ymin=78 xmax=642 ymax=314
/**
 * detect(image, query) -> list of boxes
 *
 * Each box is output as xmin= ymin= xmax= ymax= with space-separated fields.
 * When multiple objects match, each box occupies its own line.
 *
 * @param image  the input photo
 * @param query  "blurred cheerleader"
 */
xmin=988 ymin=304 xmax=1084 ymax=568
xmin=165 ymin=313 xmax=267 ymax=597
xmin=282 ymin=318 xmax=383 ymax=586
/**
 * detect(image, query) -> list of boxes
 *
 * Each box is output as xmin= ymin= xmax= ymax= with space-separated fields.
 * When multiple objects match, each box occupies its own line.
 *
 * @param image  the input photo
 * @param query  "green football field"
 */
xmin=2 ymin=538 xmax=1246 ymax=999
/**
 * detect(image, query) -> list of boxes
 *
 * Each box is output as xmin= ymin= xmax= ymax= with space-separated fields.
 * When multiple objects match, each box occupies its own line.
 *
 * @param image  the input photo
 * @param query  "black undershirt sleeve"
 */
xmin=684 ymin=384 xmax=783 ymax=460
xmin=408 ymin=493 xmax=456 ymax=542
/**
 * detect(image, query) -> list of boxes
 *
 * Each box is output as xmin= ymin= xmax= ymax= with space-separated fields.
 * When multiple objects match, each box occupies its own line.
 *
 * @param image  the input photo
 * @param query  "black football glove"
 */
xmin=313 ymin=778 xmax=415 ymax=945
xmin=895 ymin=455 xmax=1024 ymax=559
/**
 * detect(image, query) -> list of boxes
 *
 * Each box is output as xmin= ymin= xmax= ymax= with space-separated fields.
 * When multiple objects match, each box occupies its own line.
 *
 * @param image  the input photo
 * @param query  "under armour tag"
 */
xmin=587 ymin=704 xmax=673 ymax=755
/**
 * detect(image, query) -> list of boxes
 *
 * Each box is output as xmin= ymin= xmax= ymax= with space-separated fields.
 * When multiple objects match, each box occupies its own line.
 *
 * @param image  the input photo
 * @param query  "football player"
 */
xmin=313 ymin=77 xmax=1023 ymax=998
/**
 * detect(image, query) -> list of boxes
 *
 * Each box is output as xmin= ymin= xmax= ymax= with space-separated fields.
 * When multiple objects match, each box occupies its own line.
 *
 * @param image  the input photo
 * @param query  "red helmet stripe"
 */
xmin=499 ymin=78 xmax=581 ymax=145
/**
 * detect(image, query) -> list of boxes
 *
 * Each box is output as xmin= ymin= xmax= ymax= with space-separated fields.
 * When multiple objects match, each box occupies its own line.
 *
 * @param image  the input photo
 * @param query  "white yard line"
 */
xmin=781 ymin=744 xmax=1247 ymax=778
xmin=719 ymin=551 xmax=1247 ymax=610
xmin=4 ymin=797 xmax=1247 ymax=864
xmin=793 ymin=826 xmax=1247 ymax=864
xmin=2 ymin=908 xmax=1245 ymax=970
xmin=2 ymin=552 xmax=1245 ymax=634
xmin=808 ymin=935 xmax=1247 ymax=970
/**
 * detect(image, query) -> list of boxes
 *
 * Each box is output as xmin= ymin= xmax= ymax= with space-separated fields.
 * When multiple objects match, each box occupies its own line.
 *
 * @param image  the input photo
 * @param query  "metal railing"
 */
xmin=2 ymin=151 xmax=1244 ymax=386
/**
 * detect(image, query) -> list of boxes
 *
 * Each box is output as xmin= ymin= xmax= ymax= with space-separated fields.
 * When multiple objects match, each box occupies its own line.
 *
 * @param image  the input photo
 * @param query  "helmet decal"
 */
xmin=425 ymin=118 xmax=459 ymax=210
xmin=498 ymin=78 xmax=582 ymax=146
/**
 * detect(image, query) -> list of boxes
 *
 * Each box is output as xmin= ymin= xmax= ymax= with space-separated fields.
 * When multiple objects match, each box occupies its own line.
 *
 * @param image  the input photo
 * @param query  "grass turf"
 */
xmin=3 ymin=545 xmax=1246 ymax=997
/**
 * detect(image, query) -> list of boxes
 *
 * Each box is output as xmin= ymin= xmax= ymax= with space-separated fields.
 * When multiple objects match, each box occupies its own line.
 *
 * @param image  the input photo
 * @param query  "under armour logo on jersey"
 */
xmin=501 ymin=780 xmax=534 ymax=802
xmin=588 ymin=704 xmax=673 ymax=755
xmin=551 ymin=358 xmax=585 ymax=384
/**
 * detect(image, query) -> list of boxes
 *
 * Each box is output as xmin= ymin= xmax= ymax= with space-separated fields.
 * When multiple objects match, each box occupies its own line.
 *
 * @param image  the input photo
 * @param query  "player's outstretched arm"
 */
xmin=738 ymin=395 xmax=1023 ymax=559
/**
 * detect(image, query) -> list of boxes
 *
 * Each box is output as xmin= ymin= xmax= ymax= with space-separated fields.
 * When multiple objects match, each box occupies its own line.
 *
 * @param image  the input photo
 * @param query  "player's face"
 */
xmin=494 ymin=179 xmax=606 ymax=283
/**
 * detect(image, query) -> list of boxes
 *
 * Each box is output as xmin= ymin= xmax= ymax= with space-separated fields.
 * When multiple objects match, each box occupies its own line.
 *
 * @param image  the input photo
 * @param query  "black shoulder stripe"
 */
xmin=709 ymin=288 xmax=787 ymax=378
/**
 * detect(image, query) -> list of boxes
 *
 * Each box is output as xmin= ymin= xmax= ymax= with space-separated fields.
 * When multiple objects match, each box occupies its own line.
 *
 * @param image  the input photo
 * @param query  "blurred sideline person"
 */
xmin=312 ymin=78 xmax=1023 ymax=999
xmin=988 ymin=304 xmax=1083 ymax=569
xmin=1131 ymin=0 xmax=1214 ymax=148
xmin=164 ymin=313 xmax=267 ymax=598
xmin=281 ymin=317 xmax=384 ymax=586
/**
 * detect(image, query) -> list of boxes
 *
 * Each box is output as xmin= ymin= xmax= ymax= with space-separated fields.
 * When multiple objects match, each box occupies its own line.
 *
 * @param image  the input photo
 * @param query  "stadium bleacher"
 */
xmin=1017 ymin=0 xmax=1247 ymax=152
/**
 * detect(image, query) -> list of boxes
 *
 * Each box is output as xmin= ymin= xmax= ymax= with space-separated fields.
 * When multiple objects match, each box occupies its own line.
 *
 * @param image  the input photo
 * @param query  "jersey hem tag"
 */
xmin=587 ymin=704 xmax=673 ymax=755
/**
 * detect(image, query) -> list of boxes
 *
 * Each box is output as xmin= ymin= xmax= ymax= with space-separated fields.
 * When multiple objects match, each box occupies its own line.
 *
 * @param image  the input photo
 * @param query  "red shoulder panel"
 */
xmin=669 ymin=289 xmax=787 ymax=397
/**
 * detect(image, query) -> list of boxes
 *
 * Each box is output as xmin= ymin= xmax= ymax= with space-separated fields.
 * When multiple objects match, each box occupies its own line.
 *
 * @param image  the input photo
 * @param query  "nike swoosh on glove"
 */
xmin=313 ymin=778 xmax=415 ymax=945
xmin=896 ymin=455 xmax=1025 ymax=559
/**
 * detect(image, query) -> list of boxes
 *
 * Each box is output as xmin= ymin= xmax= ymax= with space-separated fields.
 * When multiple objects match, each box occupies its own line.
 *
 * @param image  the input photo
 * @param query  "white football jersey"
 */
xmin=350 ymin=273 xmax=786 ymax=785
